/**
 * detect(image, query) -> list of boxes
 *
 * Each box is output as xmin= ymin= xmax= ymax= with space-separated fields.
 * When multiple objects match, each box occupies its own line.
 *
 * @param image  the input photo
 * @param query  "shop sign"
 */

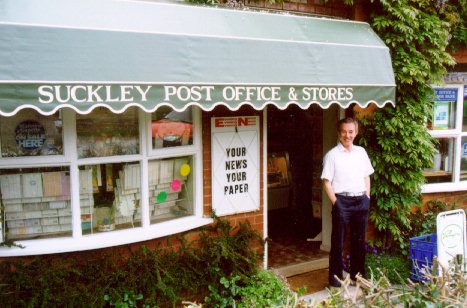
xmin=435 ymin=88 xmax=458 ymax=101
xmin=436 ymin=210 xmax=466 ymax=274
xmin=211 ymin=116 xmax=259 ymax=216
xmin=35 ymin=84 xmax=354 ymax=105
xmin=1 ymin=82 xmax=394 ymax=116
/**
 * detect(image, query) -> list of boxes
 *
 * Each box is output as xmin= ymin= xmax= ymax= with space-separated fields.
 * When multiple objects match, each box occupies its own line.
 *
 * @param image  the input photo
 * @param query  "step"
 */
xmin=272 ymin=257 xmax=329 ymax=277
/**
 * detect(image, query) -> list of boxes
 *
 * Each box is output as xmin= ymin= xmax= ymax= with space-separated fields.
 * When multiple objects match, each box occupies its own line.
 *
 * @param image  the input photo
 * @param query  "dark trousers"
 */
xmin=329 ymin=194 xmax=370 ymax=285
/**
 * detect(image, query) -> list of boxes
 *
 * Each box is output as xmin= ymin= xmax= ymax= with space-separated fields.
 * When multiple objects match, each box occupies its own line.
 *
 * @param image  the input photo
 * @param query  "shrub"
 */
xmin=365 ymin=250 xmax=411 ymax=284
xmin=204 ymin=270 xmax=299 ymax=308
xmin=312 ymin=258 xmax=467 ymax=308
xmin=0 ymin=216 xmax=264 ymax=307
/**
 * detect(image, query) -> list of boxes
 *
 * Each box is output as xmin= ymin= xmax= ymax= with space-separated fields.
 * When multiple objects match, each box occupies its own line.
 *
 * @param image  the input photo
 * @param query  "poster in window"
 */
xmin=0 ymin=110 xmax=63 ymax=157
xmin=433 ymin=101 xmax=450 ymax=130
xmin=432 ymin=88 xmax=457 ymax=130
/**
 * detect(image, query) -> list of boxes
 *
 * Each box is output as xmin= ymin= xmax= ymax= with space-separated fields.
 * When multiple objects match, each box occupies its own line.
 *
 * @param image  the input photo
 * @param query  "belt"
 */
xmin=336 ymin=191 xmax=366 ymax=197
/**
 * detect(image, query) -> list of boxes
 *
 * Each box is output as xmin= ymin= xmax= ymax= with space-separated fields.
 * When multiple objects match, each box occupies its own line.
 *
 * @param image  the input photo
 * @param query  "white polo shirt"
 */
xmin=321 ymin=142 xmax=374 ymax=194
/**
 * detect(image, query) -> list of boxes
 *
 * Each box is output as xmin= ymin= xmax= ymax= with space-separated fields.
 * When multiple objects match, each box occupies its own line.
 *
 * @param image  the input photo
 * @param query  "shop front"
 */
xmin=0 ymin=0 xmax=395 ymax=260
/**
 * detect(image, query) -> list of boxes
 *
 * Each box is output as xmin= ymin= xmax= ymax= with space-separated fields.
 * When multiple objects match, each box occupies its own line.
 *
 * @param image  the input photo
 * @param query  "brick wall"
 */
xmin=451 ymin=47 xmax=467 ymax=64
xmin=244 ymin=0 xmax=353 ymax=19
xmin=422 ymin=191 xmax=467 ymax=212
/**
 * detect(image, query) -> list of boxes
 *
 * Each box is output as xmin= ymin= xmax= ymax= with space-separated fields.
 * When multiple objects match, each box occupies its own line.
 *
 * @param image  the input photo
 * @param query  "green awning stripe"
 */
xmin=0 ymin=0 xmax=396 ymax=116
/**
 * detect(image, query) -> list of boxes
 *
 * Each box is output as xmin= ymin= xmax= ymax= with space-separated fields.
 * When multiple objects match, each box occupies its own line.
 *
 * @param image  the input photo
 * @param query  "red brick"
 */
xmin=298 ymin=3 xmax=316 ymax=13
xmin=283 ymin=2 xmax=298 ymax=11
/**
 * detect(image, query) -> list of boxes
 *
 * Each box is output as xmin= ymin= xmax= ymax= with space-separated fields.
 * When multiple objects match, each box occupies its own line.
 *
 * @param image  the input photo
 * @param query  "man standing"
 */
xmin=321 ymin=117 xmax=374 ymax=287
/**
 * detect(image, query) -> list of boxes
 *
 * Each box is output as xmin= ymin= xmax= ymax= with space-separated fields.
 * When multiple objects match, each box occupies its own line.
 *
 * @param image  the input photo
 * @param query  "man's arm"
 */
xmin=323 ymin=179 xmax=337 ymax=205
xmin=364 ymin=176 xmax=371 ymax=198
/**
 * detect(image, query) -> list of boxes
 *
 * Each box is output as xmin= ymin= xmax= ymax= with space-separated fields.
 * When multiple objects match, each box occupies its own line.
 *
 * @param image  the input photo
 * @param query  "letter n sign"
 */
xmin=211 ymin=116 xmax=260 ymax=216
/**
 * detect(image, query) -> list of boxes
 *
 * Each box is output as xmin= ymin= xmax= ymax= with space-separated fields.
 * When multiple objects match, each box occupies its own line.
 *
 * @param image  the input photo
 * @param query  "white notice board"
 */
xmin=436 ymin=209 xmax=466 ymax=273
xmin=211 ymin=116 xmax=260 ymax=216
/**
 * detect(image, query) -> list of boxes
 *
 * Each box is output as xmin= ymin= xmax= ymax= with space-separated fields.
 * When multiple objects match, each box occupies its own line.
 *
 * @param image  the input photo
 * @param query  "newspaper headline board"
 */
xmin=211 ymin=116 xmax=260 ymax=216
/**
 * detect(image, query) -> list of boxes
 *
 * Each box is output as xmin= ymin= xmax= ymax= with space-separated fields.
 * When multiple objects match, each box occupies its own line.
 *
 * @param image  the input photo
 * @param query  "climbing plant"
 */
xmin=356 ymin=0 xmax=463 ymax=253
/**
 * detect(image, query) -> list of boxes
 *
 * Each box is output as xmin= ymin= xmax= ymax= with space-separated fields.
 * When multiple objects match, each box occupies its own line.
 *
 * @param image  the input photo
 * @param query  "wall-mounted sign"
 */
xmin=211 ymin=116 xmax=260 ymax=216
xmin=435 ymin=88 xmax=458 ymax=101
xmin=433 ymin=101 xmax=450 ymax=130
xmin=15 ymin=120 xmax=46 ymax=153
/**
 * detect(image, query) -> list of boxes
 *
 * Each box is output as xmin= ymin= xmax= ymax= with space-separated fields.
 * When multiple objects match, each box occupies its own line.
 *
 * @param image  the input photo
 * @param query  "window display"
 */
xmin=76 ymin=107 xmax=139 ymax=158
xmin=267 ymin=152 xmax=290 ymax=188
xmin=151 ymin=107 xmax=192 ymax=149
xmin=0 ymin=107 xmax=203 ymax=255
xmin=0 ymin=110 xmax=63 ymax=157
xmin=149 ymin=156 xmax=194 ymax=224
xmin=0 ymin=167 xmax=71 ymax=240
xmin=423 ymin=138 xmax=454 ymax=184
xmin=79 ymin=162 xmax=142 ymax=234
xmin=424 ymin=85 xmax=467 ymax=189
xmin=267 ymin=152 xmax=291 ymax=211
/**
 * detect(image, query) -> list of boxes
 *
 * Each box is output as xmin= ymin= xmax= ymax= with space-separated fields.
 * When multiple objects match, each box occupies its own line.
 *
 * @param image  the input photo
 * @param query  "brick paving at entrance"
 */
xmin=268 ymin=235 xmax=327 ymax=269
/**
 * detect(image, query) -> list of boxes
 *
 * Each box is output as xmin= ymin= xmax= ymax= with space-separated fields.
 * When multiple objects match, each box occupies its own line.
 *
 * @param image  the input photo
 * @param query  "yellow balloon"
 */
xmin=180 ymin=164 xmax=191 ymax=176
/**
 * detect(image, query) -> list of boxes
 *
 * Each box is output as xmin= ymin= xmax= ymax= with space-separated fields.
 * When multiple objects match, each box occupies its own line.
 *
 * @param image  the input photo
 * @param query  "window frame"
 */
xmin=423 ymin=84 xmax=466 ymax=193
xmin=0 ymin=107 xmax=211 ymax=257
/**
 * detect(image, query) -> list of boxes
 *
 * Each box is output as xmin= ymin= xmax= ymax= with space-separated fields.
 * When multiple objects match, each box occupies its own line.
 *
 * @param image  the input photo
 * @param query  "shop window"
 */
xmin=460 ymin=136 xmax=467 ymax=181
xmin=424 ymin=85 xmax=467 ymax=191
xmin=0 ymin=110 xmax=63 ymax=157
xmin=423 ymin=138 xmax=455 ymax=184
xmin=0 ymin=107 xmax=205 ymax=255
xmin=0 ymin=167 xmax=71 ymax=241
xmin=149 ymin=156 xmax=194 ymax=224
xmin=151 ymin=107 xmax=193 ymax=149
xmin=79 ymin=163 xmax=142 ymax=234
xmin=76 ymin=107 xmax=139 ymax=158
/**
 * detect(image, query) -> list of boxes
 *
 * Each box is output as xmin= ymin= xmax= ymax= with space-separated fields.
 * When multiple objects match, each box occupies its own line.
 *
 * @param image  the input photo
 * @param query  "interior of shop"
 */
xmin=267 ymin=105 xmax=326 ymax=270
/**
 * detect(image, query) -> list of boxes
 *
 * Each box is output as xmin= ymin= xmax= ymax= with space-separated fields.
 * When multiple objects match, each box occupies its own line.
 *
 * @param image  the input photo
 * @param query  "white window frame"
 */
xmin=0 ymin=107 xmax=211 ymax=257
xmin=423 ymin=84 xmax=466 ymax=193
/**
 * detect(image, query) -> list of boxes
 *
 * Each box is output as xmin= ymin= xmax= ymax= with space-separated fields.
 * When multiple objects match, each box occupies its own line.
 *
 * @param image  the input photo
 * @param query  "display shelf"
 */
xmin=0 ymin=170 xmax=94 ymax=240
xmin=422 ymin=170 xmax=452 ymax=177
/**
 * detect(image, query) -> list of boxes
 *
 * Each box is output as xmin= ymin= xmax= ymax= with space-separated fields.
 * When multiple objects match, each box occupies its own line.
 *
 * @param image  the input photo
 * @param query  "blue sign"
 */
xmin=435 ymin=88 xmax=458 ymax=102
xmin=463 ymin=143 xmax=467 ymax=156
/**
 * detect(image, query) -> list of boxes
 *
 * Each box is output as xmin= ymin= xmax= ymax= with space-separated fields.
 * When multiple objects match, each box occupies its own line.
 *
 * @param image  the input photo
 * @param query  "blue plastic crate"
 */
xmin=409 ymin=233 xmax=437 ymax=281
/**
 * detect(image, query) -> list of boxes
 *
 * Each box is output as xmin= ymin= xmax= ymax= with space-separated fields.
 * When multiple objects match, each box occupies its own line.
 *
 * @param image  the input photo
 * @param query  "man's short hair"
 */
xmin=337 ymin=117 xmax=359 ymax=132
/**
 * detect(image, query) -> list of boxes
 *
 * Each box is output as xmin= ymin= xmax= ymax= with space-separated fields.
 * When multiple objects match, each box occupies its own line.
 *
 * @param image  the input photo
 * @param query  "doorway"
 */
xmin=267 ymin=105 xmax=328 ymax=276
